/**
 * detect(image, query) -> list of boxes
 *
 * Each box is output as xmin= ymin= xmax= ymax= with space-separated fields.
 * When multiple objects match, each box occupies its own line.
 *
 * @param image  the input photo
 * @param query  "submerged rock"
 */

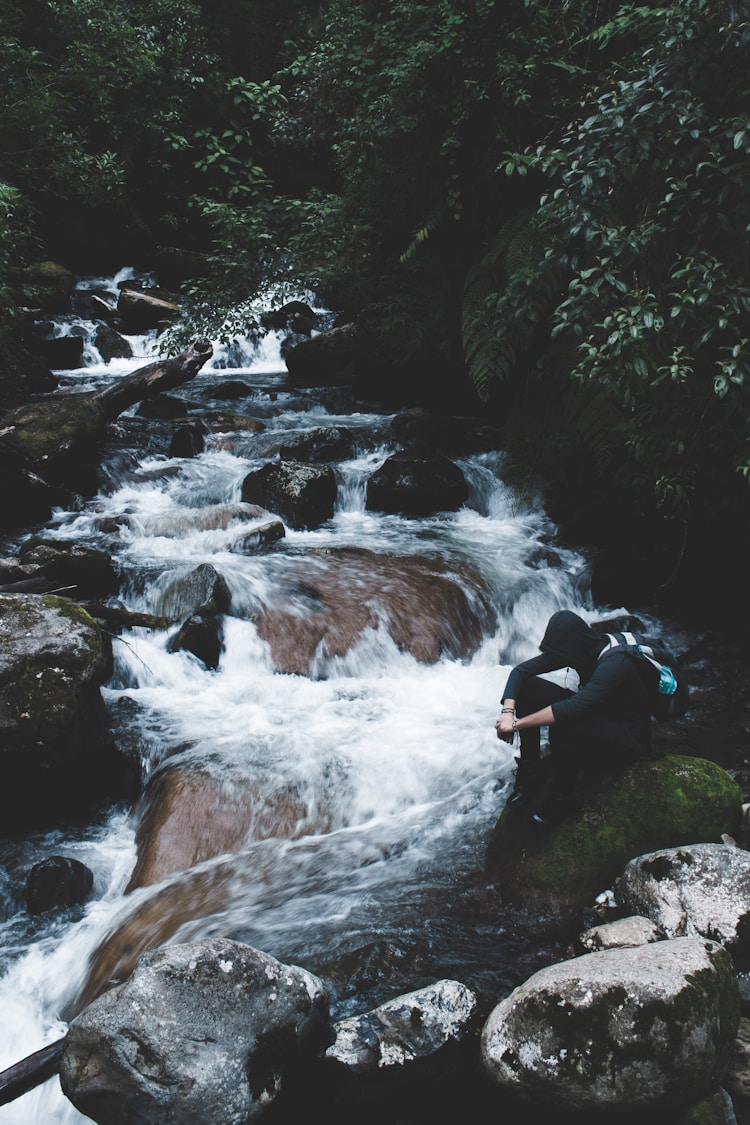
xmin=60 ymin=939 xmax=332 ymax=1125
xmin=485 ymin=755 xmax=742 ymax=930
xmin=481 ymin=938 xmax=739 ymax=1111
xmin=252 ymin=547 xmax=497 ymax=674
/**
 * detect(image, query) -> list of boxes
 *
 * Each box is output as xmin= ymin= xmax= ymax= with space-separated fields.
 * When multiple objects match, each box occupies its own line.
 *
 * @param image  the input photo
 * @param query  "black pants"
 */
xmin=515 ymin=676 xmax=646 ymax=778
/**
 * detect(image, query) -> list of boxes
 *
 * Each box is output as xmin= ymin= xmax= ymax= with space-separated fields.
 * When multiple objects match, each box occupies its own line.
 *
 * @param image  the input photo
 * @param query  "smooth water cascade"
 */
xmin=0 ymin=274 xmax=643 ymax=1122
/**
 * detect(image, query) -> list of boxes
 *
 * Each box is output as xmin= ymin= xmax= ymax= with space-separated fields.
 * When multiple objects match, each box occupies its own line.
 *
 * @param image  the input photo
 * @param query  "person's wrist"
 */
xmin=501 ymin=708 xmax=515 ymax=714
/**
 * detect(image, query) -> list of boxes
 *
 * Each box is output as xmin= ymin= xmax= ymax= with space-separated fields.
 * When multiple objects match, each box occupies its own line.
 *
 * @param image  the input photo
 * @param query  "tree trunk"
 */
xmin=96 ymin=336 xmax=213 ymax=420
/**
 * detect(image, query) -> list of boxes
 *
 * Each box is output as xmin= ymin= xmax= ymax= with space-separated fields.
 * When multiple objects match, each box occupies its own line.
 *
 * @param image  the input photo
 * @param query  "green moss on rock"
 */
xmin=486 ymin=756 xmax=742 ymax=928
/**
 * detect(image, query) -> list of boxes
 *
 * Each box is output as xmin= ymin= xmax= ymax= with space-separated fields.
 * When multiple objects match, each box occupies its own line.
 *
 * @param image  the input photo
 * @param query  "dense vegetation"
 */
xmin=1 ymin=0 xmax=748 ymax=621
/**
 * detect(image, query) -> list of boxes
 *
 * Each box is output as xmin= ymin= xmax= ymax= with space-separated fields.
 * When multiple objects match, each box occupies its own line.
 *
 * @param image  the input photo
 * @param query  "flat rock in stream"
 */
xmin=252 ymin=547 xmax=497 ymax=673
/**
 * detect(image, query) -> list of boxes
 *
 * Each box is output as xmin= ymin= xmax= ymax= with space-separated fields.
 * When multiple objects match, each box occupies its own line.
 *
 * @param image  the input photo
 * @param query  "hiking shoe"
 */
xmin=529 ymin=793 xmax=572 ymax=830
xmin=505 ymin=757 xmax=543 ymax=811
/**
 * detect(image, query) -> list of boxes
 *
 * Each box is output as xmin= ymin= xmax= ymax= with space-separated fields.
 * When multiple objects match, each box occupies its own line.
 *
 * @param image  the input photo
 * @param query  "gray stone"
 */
xmin=480 ymin=938 xmax=739 ymax=1111
xmin=616 ymin=843 xmax=750 ymax=951
xmin=60 ymin=938 xmax=332 ymax=1125
xmin=579 ymin=914 xmax=667 ymax=952
xmin=325 ymin=979 xmax=478 ymax=1077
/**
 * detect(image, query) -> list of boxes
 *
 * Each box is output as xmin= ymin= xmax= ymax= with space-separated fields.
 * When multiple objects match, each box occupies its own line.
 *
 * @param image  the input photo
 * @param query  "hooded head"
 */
xmin=539 ymin=610 xmax=604 ymax=678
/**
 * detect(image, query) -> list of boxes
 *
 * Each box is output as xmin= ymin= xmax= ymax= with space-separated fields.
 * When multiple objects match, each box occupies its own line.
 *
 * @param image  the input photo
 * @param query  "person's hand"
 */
xmin=495 ymin=712 xmax=515 ymax=743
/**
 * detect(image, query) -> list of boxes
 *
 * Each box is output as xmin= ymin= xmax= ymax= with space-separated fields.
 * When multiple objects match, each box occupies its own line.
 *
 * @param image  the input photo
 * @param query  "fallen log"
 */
xmin=78 ymin=602 xmax=175 ymax=631
xmin=96 ymin=336 xmax=213 ymax=420
xmin=0 ymin=338 xmax=214 ymax=483
xmin=0 ymin=1038 xmax=64 ymax=1106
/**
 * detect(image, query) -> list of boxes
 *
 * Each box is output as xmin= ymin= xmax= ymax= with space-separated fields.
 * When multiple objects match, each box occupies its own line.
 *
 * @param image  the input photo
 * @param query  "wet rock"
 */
xmin=151 ymin=562 xmax=232 ymax=619
xmin=93 ymin=325 xmax=132 ymax=363
xmin=0 ymin=593 xmax=117 ymax=832
xmin=485 ymin=755 xmax=742 ymax=930
xmin=278 ymin=426 xmax=355 ymax=463
xmin=228 ymin=519 xmax=285 ymax=553
xmin=116 ymin=288 xmax=180 ymax=331
xmin=135 ymin=393 xmax=200 ymax=419
xmin=25 ymin=855 xmax=94 ymax=914
xmin=725 ymin=1016 xmax=750 ymax=1114
xmin=261 ymin=300 xmax=316 ymax=331
xmin=480 ymin=938 xmax=739 ymax=1111
xmin=60 ymin=938 xmax=333 ymax=1125
xmin=325 ymin=979 xmax=479 ymax=1079
xmin=168 ymin=614 xmax=223 ymax=670
xmin=241 ymin=461 xmax=337 ymax=530
xmin=366 ymin=451 xmax=469 ymax=516
xmin=13 ymin=537 xmax=118 ymax=599
xmin=316 ymin=940 xmax=429 ymax=1000
xmin=125 ymin=766 xmax=311 ymax=891
xmin=2 ymin=391 xmax=105 ymax=482
xmin=211 ymin=379 xmax=252 ymax=400
xmin=201 ymin=411 xmax=265 ymax=434
xmin=616 ymin=843 xmax=750 ymax=954
xmin=252 ymin=547 xmax=497 ymax=673
xmin=168 ymin=422 xmax=205 ymax=458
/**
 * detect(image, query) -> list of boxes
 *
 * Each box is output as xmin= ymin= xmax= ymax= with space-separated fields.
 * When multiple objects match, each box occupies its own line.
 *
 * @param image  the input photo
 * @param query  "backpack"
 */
xmin=597 ymin=630 xmax=690 ymax=722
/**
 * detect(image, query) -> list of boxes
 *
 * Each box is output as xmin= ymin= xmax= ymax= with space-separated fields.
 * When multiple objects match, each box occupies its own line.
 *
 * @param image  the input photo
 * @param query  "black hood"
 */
xmin=539 ymin=610 xmax=604 ymax=675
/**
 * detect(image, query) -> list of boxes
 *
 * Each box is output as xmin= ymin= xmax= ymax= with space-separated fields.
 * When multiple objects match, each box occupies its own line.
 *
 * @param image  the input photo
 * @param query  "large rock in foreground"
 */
xmin=0 ymin=593 xmax=119 ymax=832
xmin=485 ymin=756 xmax=742 ymax=930
xmin=60 ymin=939 xmax=332 ymax=1125
xmin=481 ymin=938 xmax=739 ymax=1111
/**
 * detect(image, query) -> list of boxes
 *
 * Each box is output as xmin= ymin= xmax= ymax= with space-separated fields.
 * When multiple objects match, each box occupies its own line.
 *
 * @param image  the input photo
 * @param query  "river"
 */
xmin=0 ymin=268 xmax=658 ymax=1122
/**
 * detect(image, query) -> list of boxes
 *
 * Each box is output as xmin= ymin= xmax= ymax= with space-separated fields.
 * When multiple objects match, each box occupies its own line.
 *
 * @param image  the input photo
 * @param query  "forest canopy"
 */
xmin=1 ymin=0 xmax=748 ymax=618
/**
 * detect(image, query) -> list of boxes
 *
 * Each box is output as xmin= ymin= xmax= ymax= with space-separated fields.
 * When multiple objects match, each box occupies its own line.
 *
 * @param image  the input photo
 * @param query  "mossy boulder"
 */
xmin=485 ymin=755 xmax=742 ymax=930
xmin=2 ymin=391 xmax=105 ymax=471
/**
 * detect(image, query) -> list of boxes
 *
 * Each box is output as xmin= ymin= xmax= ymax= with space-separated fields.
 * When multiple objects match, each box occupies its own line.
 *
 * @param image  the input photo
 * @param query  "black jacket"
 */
xmin=502 ymin=610 xmax=650 ymax=730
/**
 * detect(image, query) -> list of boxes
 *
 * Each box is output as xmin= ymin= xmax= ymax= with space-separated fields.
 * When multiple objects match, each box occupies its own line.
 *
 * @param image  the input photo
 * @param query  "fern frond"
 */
xmin=399 ymin=205 xmax=449 ymax=263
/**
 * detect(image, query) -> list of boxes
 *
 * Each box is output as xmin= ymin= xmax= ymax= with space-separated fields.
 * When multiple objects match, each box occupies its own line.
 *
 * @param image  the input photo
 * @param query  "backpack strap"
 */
xmin=599 ymin=631 xmax=663 ymax=676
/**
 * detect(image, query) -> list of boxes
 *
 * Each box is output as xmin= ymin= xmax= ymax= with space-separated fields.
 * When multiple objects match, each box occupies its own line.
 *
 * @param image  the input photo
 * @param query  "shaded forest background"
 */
xmin=1 ymin=0 xmax=748 ymax=625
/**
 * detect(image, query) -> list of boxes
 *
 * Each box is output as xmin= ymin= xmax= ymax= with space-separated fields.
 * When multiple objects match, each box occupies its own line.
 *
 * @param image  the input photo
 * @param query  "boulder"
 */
xmin=241 ymin=460 xmax=337 ymax=530
xmin=9 ymin=261 xmax=74 ymax=313
xmin=168 ymin=614 xmax=223 ymax=669
xmin=168 ymin=422 xmax=205 ymax=458
xmin=26 ymin=332 xmax=85 ymax=370
xmin=325 ymin=979 xmax=479 ymax=1080
xmin=366 ymin=451 xmax=469 ymax=516
xmin=616 ymin=843 xmax=750 ymax=954
xmin=284 ymin=322 xmax=364 ymax=386
xmin=211 ymin=379 xmax=252 ymax=400
xmin=60 ymin=939 xmax=332 ymax=1125
xmin=94 ymin=326 xmax=132 ymax=363
xmin=151 ymin=562 xmax=232 ymax=619
xmin=0 ymin=593 xmax=117 ymax=831
xmin=10 ymin=537 xmax=118 ymax=599
xmin=25 ymin=855 xmax=94 ymax=914
xmin=136 ymin=394 xmax=199 ymax=420
xmin=485 ymin=756 xmax=742 ymax=930
xmin=480 ymin=938 xmax=740 ymax=1111
xmin=251 ymin=547 xmax=497 ymax=674
xmin=278 ymin=426 xmax=355 ymax=463
xmin=228 ymin=519 xmax=285 ymax=553
xmin=116 ymin=288 xmax=180 ymax=331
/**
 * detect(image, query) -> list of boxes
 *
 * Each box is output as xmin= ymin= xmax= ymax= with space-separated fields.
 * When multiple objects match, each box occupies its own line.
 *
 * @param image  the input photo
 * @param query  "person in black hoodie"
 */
xmin=495 ymin=610 xmax=652 ymax=825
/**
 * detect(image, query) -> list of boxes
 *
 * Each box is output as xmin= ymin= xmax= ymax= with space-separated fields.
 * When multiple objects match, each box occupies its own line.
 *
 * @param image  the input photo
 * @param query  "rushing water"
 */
xmin=0 ymin=272 xmax=648 ymax=1122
